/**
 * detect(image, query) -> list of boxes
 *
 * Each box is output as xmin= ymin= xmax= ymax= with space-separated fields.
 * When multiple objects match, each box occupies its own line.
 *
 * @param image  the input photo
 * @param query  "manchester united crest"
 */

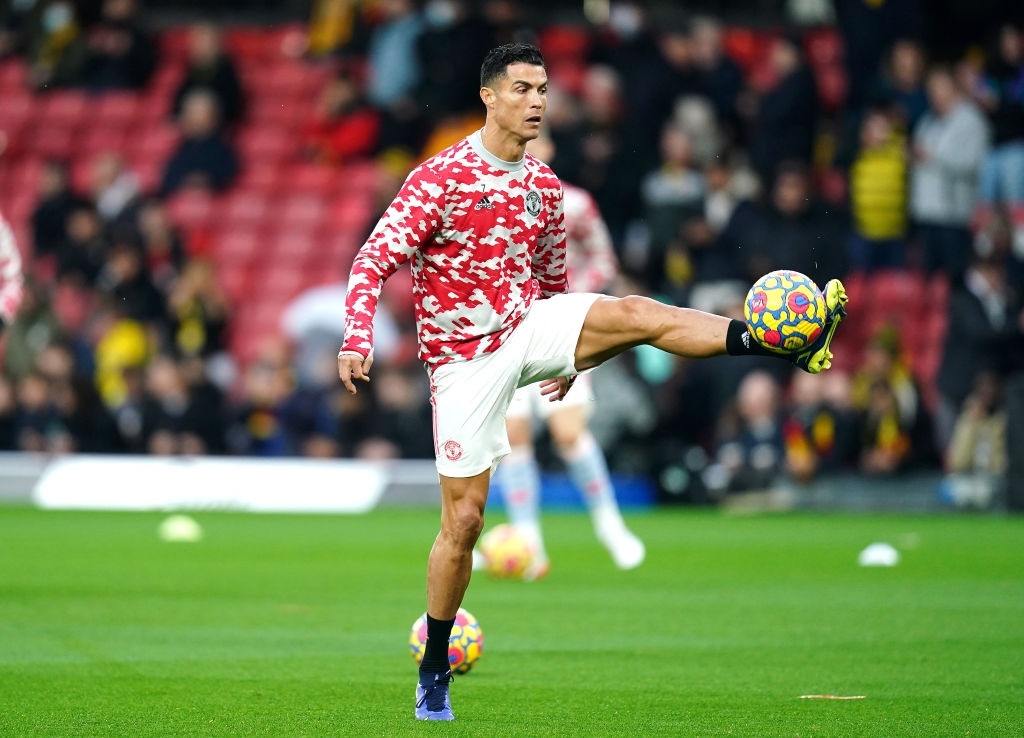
xmin=525 ymin=190 xmax=541 ymax=217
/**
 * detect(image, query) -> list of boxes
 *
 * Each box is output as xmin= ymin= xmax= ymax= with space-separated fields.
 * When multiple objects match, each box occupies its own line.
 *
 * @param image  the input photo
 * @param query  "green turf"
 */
xmin=0 ymin=506 xmax=1022 ymax=737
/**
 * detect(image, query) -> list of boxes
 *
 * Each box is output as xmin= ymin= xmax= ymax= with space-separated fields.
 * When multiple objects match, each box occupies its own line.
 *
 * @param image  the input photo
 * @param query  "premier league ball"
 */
xmin=409 ymin=607 xmax=484 ymax=675
xmin=478 ymin=523 xmax=535 ymax=580
xmin=744 ymin=270 xmax=827 ymax=354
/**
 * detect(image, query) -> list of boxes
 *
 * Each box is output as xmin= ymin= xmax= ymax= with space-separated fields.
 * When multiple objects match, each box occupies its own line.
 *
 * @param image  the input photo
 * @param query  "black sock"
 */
xmin=726 ymin=319 xmax=778 ymax=358
xmin=419 ymin=614 xmax=456 ymax=675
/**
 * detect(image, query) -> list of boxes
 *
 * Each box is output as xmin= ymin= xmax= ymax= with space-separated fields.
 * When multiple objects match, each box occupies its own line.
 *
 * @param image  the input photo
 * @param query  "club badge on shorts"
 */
xmin=525 ymin=191 xmax=541 ymax=217
xmin=443 ymin=439 xmax=463 ymax=461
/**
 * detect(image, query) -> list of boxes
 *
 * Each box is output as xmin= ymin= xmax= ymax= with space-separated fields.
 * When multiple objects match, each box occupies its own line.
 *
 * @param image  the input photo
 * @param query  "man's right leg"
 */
xmin=417 ymin=469 xmax=491 ymax=721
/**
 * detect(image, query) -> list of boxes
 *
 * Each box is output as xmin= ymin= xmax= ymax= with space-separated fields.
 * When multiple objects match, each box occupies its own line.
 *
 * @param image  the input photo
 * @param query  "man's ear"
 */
xmin=480 ymin=86 xmax=495 ymax=109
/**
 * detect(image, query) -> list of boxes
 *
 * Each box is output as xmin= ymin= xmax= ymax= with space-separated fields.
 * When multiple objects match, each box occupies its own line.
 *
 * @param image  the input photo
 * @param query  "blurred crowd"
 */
xmin=1 ymin=0 xmax=1023 ymax=507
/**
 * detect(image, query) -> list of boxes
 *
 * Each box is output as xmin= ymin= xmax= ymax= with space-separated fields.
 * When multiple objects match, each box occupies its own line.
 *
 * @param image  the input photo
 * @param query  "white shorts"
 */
xmin=506 ymin=371 xmax=594 ymax=421
xmin=427 ymin=292 xmax=601 ymax=477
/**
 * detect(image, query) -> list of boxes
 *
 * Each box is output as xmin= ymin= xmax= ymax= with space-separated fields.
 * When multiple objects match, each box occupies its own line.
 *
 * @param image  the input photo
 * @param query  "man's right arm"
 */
xmin=338 ymin=167 xmax=443 ymax=387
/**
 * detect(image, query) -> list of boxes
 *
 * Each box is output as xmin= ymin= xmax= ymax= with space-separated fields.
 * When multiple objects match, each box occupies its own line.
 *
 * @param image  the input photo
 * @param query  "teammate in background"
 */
xmin=0 ymin=214 xmax=25 ymax=334
xmin=491 ymin=133 xmax=644 ymax=579
xmin=337 ymin=43 xmax=848 ymax=722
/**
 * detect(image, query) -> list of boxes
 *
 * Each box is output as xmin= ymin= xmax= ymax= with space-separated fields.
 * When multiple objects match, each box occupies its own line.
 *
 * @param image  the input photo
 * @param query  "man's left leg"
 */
xmin=573 ymin=285 xmax=846 ymax=374
xmin=416 ymin=469 xmax=491 ymax=721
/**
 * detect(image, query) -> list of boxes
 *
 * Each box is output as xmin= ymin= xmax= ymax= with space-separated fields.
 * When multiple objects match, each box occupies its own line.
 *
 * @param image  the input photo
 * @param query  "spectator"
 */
xmin=849 ymin=326 xmax=936 ymax=475
xmin=227 ymin=343 xmax=296 ymax=456
xmin=300 ymin=73 xmax=381 ymax=165
xmin=910 ymin=65 xmax=989 ymax=279
xmin=171 ymin=22 xmax=244 ymax=128
xmin=95 ymin=237 xmax=166 ymax=324
xmin=936 ymin=239 xmax=1024 ymax=450
xmin=56 ymin=203 xmax=108 ymax=287
xmin=973 ymin=24 xmax=1024 ymax=207
xmin=2 ymin=276 xmax=63 ymax=381
xmin=24 ymin=0 xmax=87 ymax=89
xmin=361 ymin=364 xmax=434 ymax=459
xmin=869 ymin=38 xmax=929 ymax=135
xmin=941 ymin=371 xmax=1007 ymax=508
xmin=746 ymin=32 xmax=819 ymax=189
xmin=31 ymin=159 xmax=79 ymax=264
xmin=689 ymin=16 xmax=744 ymax=144
xmin=415 ymin=1 xmax=494 ymax=120
xmin=88 ymin=152 xmax=141 ymax=229
xmin=637 ymin=124 xmax=705 ymax=289
xmin=140 ymin=354 xmax=214 ymax=455
xmin=136 ymin=198 xmax=186 ymax=295
xmin=854 ymin=375 xmax=932 ymax=476
xmin=706 ymin=370 xmax=786 ymax=495
xmin=363 ymin=0 xmax=425 ymax=154
xmin=719 ymin=160 xmax=847 ymax=288
xmin=0 ymin=374 xmax=15 ymax=449
xmin=78 ymin=0 xmax=155 ymax=91
xmin=13 ymin=370 xmax=73 ymax=452
xmin=835 ymin=0 xmax=923 ymax=115
xmin=783 ymin=369 xmax=857 ymax=482
xmin=847 ymin=108 xmax=910 ymax=273
xmin=160 ymin=89 xmax=239 ymax=195
xmin=36 ymin=340 xmax=119 ymax=453
xmin=166 ymin=259 xmax=230 ymax=360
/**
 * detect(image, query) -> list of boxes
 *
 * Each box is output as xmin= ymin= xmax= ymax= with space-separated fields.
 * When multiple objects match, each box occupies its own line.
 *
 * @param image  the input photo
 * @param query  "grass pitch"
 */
xmin=1 ymin=506 xmax=1022 ymax=737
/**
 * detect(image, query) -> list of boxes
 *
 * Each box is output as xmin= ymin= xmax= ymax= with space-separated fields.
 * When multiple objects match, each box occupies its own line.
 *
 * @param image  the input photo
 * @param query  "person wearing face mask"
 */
xmin=25 ymin=0 xmax=86 ymax=89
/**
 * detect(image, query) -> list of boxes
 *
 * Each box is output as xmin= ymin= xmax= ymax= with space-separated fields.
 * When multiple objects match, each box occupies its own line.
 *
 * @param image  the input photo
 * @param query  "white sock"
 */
xmin=497 ymin=446 xmax=547 ymax=559
xmin=561 ymin=432 xmax=624 ymax=534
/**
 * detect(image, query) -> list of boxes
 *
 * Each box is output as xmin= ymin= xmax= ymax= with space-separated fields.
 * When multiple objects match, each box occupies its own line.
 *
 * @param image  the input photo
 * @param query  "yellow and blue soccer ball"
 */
xmin=478 ymin=523 xmax=535 ymax=580
xmin=744 ymin=270 xmax=827 ymax=354
xmin=409 ymin=607 xmax=484 ymax=674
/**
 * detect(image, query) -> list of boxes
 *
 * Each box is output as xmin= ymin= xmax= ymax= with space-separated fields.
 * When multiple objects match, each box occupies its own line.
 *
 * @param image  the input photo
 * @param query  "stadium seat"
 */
xmin=868 ymin=269 xmax=925 ymax=312
xmin=223 ymin=190 xmax=270 ymax=225
xmin=286 ymin=162 xmax=340 ymax=197
xmin=278 ymin=194 xmax=327 ymax=231
xmin=537 ymin=25 xmax=591 ymax=62
xmin=38 ymin=90 xmax=90 ymax=125
xmin=165 ymin=188 xmax=218 ymax=231
xmin=79 ymin=124 xmax=131 ymax=157
xmin=804 ymin=27 xmax=843 ymax=67
xmin=25 ymin=125 xmax=77 ymax=159
xmin=0 ymin=59 xmax=28 ymax=90
xmin=94 ymin=92 xmax=143 ymax=127
xmin=237 ymin=127 xmax=296 ymax=166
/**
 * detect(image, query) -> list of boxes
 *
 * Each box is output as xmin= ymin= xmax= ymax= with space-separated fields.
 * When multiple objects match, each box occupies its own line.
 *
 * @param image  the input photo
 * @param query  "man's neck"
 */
xmin=480 ymin=123 xmax=526 ymax=164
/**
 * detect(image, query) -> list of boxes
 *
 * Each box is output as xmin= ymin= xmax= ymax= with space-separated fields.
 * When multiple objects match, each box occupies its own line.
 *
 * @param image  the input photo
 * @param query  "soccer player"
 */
xmin=337 ymin=43 xmax=847 ymax=722
xmin=0 ymin=213 xmax=24 ymax=335
xmin=492 ymin=133 xmax=644 ymax=579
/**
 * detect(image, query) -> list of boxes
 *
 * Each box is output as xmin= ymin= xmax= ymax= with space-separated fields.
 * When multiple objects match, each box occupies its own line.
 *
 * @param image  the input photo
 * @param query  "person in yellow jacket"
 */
xmin=848 ymin=108 xmax=909 ymax=273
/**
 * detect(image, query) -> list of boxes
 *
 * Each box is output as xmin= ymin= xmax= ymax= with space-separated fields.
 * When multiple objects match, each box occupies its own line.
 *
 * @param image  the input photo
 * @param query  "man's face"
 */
xmin=484 ymin=62 xmax=547 ymax=141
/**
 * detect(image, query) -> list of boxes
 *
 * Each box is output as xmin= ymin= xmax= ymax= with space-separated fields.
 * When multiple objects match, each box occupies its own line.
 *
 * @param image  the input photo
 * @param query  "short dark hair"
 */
xmin=480 ymin=42 xmax=545 ymax=89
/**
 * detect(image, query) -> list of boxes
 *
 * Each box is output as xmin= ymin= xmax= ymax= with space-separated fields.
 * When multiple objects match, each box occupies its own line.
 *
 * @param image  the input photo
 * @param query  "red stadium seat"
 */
xmin=278 ymin=194 xmax=328 ymax=231
xmin=94 ymin=92 xmax=143 ymax=126
xmin=0 ymin=59 xmax=29 ymax=91
xmin=237 ymin=127 xmax=295 ymax=166
xmin=25 ymin=125 xmax=77 ymax=159
xmin=286 ymin=162 xmax=340 ymax=197
xmin=804 ymin=27 xmax=843 ymax=67
xmin=867 ymin=269 xmax=925 ymax=312
xmin=127 ymin=122 xmax=181 ymax=165
xmin=223 ymin=190 xmax=270 ymax=226
xmin=79 ymin=124 xmax=131 ymax=157
xmin=815 ymin=64 xmax=848 ymax=113
xmin=38 ymin=90 xmax=90 ymax=125
xmin=537 ymin=25 xmax=591 ymax=62
xmin=165 ymin=188 xmax=217 ymax=231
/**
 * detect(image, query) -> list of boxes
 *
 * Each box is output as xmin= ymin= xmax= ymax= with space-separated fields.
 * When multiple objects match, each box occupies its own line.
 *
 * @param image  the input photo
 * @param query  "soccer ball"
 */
xmin=744 ymin=269 xmax=827 ymax=354
xmin=478 ymin=523 xmax=535 ymax=580
xmin=409 ymin=607 xmax=484 ymax=675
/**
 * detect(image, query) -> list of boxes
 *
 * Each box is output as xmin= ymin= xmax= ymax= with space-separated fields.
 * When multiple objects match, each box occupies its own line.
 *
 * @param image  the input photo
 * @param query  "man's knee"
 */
xmin=444 ymin=500 xmax=486 ymax=547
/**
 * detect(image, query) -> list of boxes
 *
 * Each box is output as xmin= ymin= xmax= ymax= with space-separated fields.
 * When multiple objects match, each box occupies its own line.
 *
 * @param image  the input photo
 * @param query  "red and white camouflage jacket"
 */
xmin=562 ymin=181 xmax=618 ymax=294
xmin=342 ymin=131 xmax=567 ymax=366
xmin=0 ymin=214 xmax=24 ymax=326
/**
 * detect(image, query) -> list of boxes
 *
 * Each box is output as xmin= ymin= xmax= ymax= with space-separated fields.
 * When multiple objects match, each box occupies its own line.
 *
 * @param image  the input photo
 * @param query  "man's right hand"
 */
xmin=338 ymin=351 xmax=373 ymax=394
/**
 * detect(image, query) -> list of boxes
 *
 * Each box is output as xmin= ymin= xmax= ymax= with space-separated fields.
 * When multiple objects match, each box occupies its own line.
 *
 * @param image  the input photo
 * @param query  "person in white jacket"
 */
xmin=0 ymin=214 xmax=24 ymax=333
xmin=910 ymin=66 xmax=991 ymax=279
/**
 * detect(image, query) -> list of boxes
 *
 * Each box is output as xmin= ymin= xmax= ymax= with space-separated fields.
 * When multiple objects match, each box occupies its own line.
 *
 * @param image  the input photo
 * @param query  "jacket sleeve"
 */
xmin=341 ymin=166 xmax=444 ymax=358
